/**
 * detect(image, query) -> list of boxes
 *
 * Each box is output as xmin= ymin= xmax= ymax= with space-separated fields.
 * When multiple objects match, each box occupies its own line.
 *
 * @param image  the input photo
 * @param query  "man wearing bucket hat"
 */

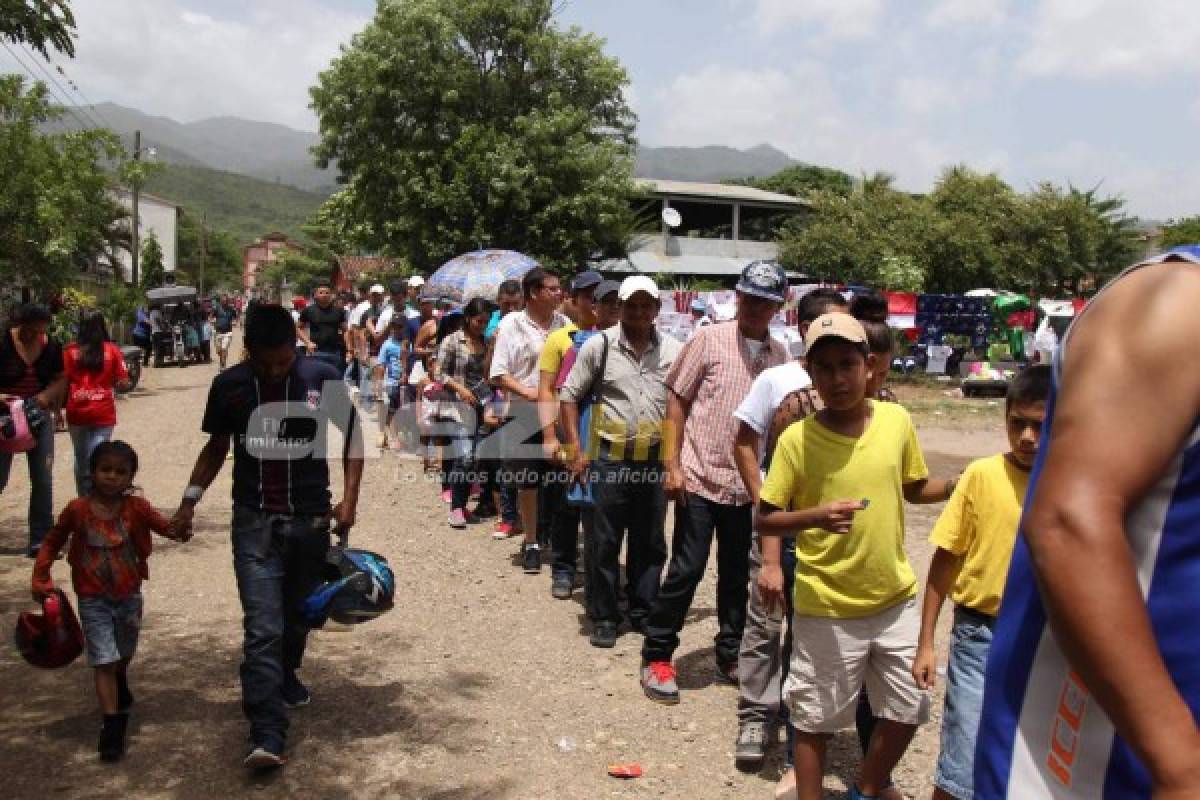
xmin=639 ymin=260 xmax=789 ymax=704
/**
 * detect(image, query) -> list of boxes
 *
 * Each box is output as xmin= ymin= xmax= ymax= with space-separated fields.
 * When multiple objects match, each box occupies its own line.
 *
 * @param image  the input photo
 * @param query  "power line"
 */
xmin=44 ymin=52 xmax=114 ymax=131
xmin=14 ymin=42 xmax=107 ymax=131
xmin=0 ymin=41 xmax=99 ymax=132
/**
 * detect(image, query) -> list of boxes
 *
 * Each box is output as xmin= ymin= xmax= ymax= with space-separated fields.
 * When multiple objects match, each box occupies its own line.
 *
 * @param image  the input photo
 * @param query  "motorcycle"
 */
xmin=117 ymin=346 xmax=142 ymax=394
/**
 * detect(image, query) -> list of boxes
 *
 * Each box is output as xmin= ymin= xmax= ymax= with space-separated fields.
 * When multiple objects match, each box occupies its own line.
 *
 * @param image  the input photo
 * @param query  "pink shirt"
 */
xmin=665 ymin=320 xmax=787 ymax=505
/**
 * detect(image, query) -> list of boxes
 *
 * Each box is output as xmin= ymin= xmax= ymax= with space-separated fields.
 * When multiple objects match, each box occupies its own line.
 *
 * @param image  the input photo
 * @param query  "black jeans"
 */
xmin=231 ymin=507 xmax=330 ymax=745
xmin=590 ymin=458 xmax=667 ymax=626
xmin=641 ymin=494 xmax=753 ymax=667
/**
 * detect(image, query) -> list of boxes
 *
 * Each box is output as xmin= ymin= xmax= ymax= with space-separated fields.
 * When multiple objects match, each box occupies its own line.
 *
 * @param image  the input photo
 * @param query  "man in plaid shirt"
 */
xmin=640 ymin=261 xmax=790 ymax=705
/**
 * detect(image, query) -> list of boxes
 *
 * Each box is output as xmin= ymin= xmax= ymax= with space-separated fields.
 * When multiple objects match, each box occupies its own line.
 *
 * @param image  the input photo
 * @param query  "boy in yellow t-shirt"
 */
xmin=757 ymin=313 xmax=954 ymax=800
xmin=912 ymin=365 xmax=1051 ymax=800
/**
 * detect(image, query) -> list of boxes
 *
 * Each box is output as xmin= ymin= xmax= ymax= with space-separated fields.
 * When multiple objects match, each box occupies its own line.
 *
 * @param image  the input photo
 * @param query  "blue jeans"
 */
xmin=934 ymin=606 xmax=995 ymax=799
xmin=69 ymin=425 xmax=114 ymax=497
xmin=311 ymin=351 xmax=344 ymax=371
xmin=0 ymin=416 xmax=55 ymax=553
xmin=230 ymin=506 xmax=330 ymax=745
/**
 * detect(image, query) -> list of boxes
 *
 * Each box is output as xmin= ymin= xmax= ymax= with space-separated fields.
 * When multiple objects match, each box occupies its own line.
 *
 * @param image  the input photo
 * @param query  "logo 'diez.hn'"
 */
xmin=305 ymin=390 xmax=321 ymax=411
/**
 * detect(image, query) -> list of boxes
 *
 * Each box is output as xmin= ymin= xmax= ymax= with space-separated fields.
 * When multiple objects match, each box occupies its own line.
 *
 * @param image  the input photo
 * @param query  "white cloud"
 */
xmin=1026 ymin=140 xmax=1200 ymax=219
xmin=927 ymin=0 xmax=1008 ymax=28
xmin=66 ymin=0 xmax=367 ymax=130
xmin=1018 ymin=0 xmax=1200 ymax=79
xmin=647 ymin=63 xmax=999 ymax=195
xmin=894 ymin=76 xmax=956 ymax=116
xmin=743 ymin=0 xmax=884 ymax=40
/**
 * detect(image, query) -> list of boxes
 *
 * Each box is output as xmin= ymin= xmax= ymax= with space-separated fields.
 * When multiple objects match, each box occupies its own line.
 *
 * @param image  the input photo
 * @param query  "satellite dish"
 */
xmin=662 ymin=207 xmax=682 ymax=229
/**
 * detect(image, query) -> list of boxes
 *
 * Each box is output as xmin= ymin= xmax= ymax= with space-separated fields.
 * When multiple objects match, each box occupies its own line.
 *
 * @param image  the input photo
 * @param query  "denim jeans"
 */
xmin=589 ymin=458 xmax=667 ymax=626
xmin=68 ymin=425 xmax=114 ymax=497
xmin=311 ymin=351 xmax=344 ymax=372
xmin=444 ymin=423 xmax=481 ymax=511
xmin=230 ymin=506 xmax=330 ymax=745
xmin=641 ymin=493 xmax=753 ymax=667
xmin=934 ymin=607 xmax=995 ymax=799
xmin=0 ymin=416 xmax=55 ymax=553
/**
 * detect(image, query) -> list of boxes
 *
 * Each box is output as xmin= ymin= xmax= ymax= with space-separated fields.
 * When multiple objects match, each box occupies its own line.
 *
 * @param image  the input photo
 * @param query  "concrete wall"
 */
xmin=629 ymin=233 xmax=780 ymax=261
xmin=110 ymin=189 xmax=178 ymax=282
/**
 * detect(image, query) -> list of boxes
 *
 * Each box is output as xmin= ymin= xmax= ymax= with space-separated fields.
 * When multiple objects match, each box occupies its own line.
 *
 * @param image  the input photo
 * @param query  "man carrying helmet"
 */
xmin=170 ymin=305 xmax=364 ymax=771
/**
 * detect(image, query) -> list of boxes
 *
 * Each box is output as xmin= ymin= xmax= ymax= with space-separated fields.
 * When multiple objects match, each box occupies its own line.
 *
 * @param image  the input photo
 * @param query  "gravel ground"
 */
xmin=0 ymin=346 xmax=1005 ymax=799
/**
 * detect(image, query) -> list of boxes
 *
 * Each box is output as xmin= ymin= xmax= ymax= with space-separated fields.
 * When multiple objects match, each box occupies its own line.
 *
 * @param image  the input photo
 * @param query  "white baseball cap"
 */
xmin=369 ymin=284 xmax=386 ymax=294
xmin=407 ymin=275 xmax=426 ymax=287
xmin=618 ymin=275 xmax=659 ymax=302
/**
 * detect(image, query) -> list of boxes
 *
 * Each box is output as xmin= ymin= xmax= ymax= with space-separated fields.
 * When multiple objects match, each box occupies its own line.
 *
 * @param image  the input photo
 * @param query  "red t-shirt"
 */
xmin=64 ymin=343 xmax=129 ymax=428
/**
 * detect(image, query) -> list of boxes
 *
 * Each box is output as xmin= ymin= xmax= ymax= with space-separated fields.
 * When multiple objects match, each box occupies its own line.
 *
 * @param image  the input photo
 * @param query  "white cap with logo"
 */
xmin=618 ymin=275 xmax=659 ymax=302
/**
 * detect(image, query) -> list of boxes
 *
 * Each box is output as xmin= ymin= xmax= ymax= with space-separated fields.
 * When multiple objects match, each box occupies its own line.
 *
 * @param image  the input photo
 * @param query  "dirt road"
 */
xmin=0 ymin=352 xmax=1004 ymax=799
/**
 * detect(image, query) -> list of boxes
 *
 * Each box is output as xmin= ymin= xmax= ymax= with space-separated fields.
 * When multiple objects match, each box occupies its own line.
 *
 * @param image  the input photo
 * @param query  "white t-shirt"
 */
xmin=733 ymin=360 xmax=812 ymax=464
xmin=489 ymin=309 xmax=568 ymax=391
xmin=348 ymin=301 xmax=372 ymax=328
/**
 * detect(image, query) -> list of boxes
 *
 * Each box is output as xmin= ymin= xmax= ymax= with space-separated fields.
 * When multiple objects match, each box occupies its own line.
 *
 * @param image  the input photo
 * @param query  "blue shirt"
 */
xmin=201 ymin=357 xmax=356 ymax=515
xmin=377 ymin=338 xmax=405 ymax=383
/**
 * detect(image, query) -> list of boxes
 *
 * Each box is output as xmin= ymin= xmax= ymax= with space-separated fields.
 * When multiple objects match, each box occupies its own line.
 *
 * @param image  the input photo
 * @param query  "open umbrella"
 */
xmin=425 ymin=250 xmax=540 ymax=304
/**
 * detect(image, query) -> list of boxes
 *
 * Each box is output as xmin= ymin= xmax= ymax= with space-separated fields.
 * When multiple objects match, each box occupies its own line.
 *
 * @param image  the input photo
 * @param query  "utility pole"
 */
xmin=199 ymin=213 xmax=208 ymax=297
xmin=130 ymin=129 xmax=141 ymax=289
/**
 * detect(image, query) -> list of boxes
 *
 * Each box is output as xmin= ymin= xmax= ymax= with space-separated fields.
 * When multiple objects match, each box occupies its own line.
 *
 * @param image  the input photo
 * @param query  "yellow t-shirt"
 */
xmin=538 ymin=324 xmax=579 ymax=377
xmin=761 ymin=400 xmax=929 ymax=618
xmin=928 ymin=453 xmax=1029 ymax=617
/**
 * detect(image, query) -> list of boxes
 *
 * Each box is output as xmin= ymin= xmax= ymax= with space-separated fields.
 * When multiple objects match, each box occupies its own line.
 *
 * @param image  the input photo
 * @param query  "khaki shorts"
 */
xmin=783 ymin=597 xmax=930 ymax=733
xmin=215 ymin=332 xmax=234 ymax=352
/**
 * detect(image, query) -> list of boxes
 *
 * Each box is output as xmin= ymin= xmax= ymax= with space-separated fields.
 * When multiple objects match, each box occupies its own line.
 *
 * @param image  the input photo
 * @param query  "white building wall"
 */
xmin=110 ymin=189 xmax=179 ymax=283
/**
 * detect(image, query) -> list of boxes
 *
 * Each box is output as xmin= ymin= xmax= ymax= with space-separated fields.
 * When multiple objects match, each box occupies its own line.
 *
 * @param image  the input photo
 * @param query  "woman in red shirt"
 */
xmin=64 ymin=312 xmax=130 ymax=497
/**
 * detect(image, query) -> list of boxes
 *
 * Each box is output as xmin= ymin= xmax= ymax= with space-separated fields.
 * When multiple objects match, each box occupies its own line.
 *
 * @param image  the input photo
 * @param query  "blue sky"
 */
xmin=8 ymin=0 xmax=1198 ymax=219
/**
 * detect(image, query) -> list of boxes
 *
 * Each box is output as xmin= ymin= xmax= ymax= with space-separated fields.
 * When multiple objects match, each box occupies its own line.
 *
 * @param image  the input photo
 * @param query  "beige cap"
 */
xmin=619 ymin=275 xmax=659 ymax=301
xmin=805 ymin=312 xmax=867 ymax=352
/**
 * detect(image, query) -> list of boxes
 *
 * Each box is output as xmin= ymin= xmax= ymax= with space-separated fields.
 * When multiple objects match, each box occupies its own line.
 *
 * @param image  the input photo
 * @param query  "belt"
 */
xmin=594 ymin=439 xmax=662 ymax=463
xmin=955 ymin=605 xmax=997 ymax=627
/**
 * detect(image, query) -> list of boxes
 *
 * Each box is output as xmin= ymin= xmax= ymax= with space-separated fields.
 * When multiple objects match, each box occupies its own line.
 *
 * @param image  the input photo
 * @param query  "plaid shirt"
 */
xmin=32 ymin=497 xmax=170 ymax=599
xmin=666 ymin=321 xmax=787 ymax=504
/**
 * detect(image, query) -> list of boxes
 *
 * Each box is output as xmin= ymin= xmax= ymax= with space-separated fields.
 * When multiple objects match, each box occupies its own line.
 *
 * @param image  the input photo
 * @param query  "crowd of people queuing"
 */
xmin=10 ymin=247 xmax=1199 ymax=798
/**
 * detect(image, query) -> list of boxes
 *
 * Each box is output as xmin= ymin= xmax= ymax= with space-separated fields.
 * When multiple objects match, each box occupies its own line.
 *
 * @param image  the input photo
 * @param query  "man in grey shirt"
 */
xmin=560 ymin=275 xmax=682 ymax=648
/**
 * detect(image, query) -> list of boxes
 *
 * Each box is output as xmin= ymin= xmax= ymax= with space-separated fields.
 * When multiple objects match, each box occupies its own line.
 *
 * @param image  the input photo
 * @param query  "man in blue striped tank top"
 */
xmin=976 ymin=248 xmax=1200 ymax=799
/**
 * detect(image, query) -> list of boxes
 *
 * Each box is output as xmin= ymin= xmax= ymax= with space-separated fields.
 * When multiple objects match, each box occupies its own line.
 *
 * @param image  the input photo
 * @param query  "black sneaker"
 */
xmin=282 ymin=674 xmax=311 ymax=709
xmin=472 ymin=503 xmax=498 ymax=519
xmin=522 ymin=543 xmax=541 ymax=574
xmin=590 ymin=621 xmax=618 ymax=648
xmin=551 ymin=574 xmax=573 ymax=599
xmin=117 ymin=675 xmax=134 ymax=712
xmin=98 ymin=713 xmax=128 ymax=763
xmin=243 ymin=737 xmax=287 ymax=770
xmin=714 ymin=661 xmax=740 ymax=686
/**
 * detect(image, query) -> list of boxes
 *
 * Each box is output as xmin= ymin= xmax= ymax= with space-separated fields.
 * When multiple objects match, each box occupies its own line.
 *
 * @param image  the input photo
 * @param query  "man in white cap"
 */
xmin=405 ymin=276 xmax=425 ymax=320
xmin=560 ymin=275 xmax=681 ymax=647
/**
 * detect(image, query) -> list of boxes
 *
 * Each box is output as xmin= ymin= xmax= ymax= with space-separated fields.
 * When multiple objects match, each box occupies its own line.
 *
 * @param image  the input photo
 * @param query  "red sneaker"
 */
xmin=492 ymin=521 xmax=515 ymax=540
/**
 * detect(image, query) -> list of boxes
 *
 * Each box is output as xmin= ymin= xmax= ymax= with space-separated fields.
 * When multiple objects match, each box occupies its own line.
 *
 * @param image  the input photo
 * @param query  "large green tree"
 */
xmin=733 ymin=163 xmax=854 ymax=200
xmin=1160 ymin=216 xmax=1200 ymax=250
xmin=1 ymin=0 xmax=76 ymax=58
xmin=175 ymin=214 xmax=242 ymax=292
xmin=310 ymin=0 xmax=637 ymax=271
xmin=0 ymin=75 xmax=123 ymax=292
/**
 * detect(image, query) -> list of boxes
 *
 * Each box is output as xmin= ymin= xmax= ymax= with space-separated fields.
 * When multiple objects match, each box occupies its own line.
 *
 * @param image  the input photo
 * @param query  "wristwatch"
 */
xmin=182 ymin=485 xmax=205 ymax=503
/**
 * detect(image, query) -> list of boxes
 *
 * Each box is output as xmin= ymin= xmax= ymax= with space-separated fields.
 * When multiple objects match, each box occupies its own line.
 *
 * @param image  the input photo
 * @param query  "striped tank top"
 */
xmin=975 ymin=248 xmax=1200 ymax=798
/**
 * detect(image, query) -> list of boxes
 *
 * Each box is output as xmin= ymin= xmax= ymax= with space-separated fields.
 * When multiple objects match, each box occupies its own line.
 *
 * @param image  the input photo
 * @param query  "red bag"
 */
xmin=14 ymin=589 xmax=85 ymax=669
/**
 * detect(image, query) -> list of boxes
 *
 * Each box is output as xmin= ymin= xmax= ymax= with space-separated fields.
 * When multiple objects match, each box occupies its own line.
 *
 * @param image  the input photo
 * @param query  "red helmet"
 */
xmin=14 ymin=589 xmax=84 ymax=669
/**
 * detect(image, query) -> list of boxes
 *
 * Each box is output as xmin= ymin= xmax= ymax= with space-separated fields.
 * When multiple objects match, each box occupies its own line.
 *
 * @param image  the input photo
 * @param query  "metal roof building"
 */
xmin=597 ymin=178 xmax=809 ymax=279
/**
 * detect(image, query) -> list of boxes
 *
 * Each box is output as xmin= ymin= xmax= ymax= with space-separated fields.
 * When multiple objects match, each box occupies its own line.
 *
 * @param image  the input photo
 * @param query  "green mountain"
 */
xmin=634 ymin=144 xmax=797 ymax=183
xmin=142 ymin=164 xmax=327 ymax=244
